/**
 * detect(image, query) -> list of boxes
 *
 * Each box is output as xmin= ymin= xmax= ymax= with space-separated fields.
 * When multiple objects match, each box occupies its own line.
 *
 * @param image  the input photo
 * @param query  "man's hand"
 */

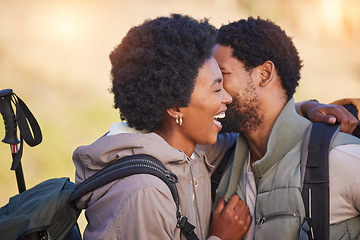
xmin=300 ymin=100 xmax=359 ymax=134
xmin=209 ymin=195 xmax=252 ymax=240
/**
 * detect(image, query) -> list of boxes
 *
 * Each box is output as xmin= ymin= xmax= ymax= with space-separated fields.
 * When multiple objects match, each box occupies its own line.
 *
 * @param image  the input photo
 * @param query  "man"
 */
xmin=213 ymin=17 xmax=360 ymax=239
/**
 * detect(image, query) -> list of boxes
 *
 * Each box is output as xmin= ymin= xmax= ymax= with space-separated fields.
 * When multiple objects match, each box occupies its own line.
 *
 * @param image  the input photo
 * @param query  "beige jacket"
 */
xmin=73 ymin=123 xmax=236 ymax=239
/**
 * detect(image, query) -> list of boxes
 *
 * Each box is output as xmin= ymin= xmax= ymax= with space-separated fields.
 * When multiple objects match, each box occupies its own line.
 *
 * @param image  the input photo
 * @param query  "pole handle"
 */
xmin=0 ymin=89 xmax=20 ymax=145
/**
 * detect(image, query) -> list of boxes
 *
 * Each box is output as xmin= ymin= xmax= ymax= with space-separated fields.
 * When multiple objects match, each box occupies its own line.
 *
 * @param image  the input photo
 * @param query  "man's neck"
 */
xmin=246 ymin=125 xmax=272 ymax=165
xmin=246 ymin=99 xmax=287 ymax=165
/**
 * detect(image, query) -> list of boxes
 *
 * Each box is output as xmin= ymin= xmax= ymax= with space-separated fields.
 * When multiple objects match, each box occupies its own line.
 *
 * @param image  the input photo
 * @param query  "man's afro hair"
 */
xmin=217 ymin=17 xmax=303 ymax=99
xmin=110 ymin=14 xmax=217 ymax=131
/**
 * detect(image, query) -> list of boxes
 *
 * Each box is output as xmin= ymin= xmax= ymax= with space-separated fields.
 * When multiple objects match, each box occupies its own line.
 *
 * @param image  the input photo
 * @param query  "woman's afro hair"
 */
xmin=110 ymin=14 xmax=217 ymax=131
xmin=216 ymin=17 xmax=303 ymax=100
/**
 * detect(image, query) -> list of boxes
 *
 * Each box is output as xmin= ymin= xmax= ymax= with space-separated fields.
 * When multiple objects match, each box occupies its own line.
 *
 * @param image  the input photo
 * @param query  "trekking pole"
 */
xmin=0 ymin=89 xmax=25 ymax=193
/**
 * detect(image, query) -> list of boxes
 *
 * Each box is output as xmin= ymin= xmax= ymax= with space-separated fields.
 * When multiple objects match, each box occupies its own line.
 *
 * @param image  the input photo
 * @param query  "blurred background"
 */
xmin=1 ymin=0 xmax=359 ymax=232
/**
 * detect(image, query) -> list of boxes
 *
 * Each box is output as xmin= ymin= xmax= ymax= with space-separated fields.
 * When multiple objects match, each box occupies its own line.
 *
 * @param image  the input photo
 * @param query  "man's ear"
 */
xmin=259 ymin=61 xmax=275 ymax=87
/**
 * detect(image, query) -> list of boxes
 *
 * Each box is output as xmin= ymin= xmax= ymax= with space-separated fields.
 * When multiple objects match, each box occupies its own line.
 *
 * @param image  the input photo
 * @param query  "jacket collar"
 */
xmin=226 ymin=98 xmax=311 ymax=199
xmin=251 ymin=98 xmax=311 ymax=178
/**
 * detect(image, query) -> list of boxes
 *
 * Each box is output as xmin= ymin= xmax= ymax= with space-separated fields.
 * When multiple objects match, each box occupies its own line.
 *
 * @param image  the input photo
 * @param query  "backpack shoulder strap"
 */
xmin=68 ymin=154 xmax=199 ymax=240
xmin=68 ymin=154 xmax=178 ymax=203
xmin=343 ymin=104 xmax=360 ymax=138
xmin=301 ymin=123 xmax=340 ymax=240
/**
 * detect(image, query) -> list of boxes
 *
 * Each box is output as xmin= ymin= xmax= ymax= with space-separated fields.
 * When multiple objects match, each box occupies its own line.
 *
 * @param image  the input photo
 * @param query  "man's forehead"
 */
xmin=213 ymin=44 xmax=233 ymax=54
xmin=214 ymin=45 xmax=244 ymax=69
xmin=213 ymin=45 xmax=234 ymax=64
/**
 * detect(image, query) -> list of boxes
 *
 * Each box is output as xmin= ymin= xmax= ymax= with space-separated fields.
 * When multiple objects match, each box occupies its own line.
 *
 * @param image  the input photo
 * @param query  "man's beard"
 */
xmin=219 ymin=93 xmax=263 ymax=135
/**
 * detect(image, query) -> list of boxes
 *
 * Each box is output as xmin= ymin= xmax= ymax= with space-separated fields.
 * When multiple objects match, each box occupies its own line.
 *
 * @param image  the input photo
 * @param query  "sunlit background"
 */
xmin=1 ymin=0 xmax=359 ymax=233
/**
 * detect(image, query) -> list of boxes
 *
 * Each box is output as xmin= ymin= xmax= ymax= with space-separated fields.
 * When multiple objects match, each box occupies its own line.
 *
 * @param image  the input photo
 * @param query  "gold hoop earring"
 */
xmin=176 ymin=116 xmax=183 ymax=126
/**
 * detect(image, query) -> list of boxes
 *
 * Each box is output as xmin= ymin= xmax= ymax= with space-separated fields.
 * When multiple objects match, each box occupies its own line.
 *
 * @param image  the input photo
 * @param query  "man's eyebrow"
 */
xmin=220 ymin=66 xmax=231 ymax=72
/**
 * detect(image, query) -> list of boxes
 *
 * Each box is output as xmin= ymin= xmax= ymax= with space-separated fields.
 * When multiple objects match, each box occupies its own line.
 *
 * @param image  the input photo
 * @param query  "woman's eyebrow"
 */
xmin=211 ymin=78 xmax=223 ymax=86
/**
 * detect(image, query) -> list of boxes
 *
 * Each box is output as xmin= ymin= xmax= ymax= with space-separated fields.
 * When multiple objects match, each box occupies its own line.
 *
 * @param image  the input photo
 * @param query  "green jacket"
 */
xmin=216 ymin=98 xmax=360 ymax=239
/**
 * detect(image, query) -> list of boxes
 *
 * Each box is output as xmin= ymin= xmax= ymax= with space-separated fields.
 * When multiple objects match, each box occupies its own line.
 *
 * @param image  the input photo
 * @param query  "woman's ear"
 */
xmin=167 ymin=108 xmax=179 ymax=119
xmin=166 ymin=107 xmax=183 ymax=125
xmin=259 ymin=61 xmax=275 ymax=87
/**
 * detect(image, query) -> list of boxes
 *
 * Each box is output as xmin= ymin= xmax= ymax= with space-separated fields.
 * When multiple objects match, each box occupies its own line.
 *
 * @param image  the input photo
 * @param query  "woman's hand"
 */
xmin=299 ymin=100 xmax=359 ymax=134
xmin=209 ymin=195 xmax=252 ymax=240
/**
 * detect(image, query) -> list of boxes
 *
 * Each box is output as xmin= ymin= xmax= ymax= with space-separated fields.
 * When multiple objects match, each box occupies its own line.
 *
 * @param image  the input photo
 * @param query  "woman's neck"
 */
xmin=154 ymin=129 xmax=195 ymax=157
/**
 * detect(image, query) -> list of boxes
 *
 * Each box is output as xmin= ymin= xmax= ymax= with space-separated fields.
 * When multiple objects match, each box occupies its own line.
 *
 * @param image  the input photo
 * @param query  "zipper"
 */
xmin=257 ymin=212 xmax=300 ymax=227
xmin=186 ymin=156 xmax=204 ymax=240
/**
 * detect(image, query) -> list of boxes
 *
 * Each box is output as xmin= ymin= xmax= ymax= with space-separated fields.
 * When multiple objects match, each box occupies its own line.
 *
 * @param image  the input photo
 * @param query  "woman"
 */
xmin=73 ymin=14 xmax=251 ymax=240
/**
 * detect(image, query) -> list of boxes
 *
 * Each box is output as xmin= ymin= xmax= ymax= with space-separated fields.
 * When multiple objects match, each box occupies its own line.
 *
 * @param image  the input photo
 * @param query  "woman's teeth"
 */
xmin=214 ymin=112 xmax=225 ymax=119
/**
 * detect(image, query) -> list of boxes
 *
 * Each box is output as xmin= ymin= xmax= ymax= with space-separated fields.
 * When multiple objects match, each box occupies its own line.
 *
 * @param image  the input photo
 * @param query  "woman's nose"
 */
xmin=222 ymin=89 xmax=232 ymax=104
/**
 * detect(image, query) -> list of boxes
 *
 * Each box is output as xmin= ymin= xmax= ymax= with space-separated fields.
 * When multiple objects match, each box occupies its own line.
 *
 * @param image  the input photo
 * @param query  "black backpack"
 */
xmin=0 ymin=177 xmax=82 ymax=240
xmin=0 ymin=90 xmax=82 ymax=240
xmin=0 ymin=154 xmax=200 ymax=240
xmin=300 ymin=122 xmax=339 ymax=239
xmin=301 ymin=103 xmax=360 ymax=240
